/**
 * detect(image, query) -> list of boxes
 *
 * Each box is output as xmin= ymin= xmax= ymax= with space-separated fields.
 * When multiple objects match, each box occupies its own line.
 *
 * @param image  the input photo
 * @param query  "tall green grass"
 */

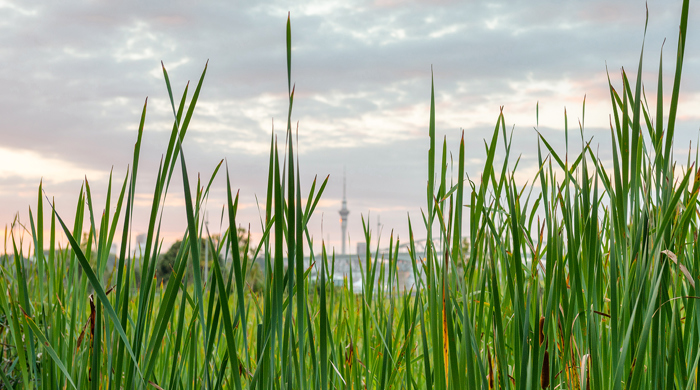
xmin=2 ymin=2 xmax=699 ymax=388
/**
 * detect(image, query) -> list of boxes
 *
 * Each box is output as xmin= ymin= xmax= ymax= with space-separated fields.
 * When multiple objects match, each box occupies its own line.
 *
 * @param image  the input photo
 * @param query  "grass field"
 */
xmin=2 ymin=1 xmax=700 ymax=389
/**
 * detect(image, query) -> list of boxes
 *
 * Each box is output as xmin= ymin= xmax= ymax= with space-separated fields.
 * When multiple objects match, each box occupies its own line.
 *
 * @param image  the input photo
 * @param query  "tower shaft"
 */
xmin=339 ymin=170 xmax=349 ymax=254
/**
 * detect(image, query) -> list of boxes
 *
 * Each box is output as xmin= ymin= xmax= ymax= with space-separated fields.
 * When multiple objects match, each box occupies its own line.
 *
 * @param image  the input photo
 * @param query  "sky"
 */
xmin=1 ymin=0 xmax=699 ymax=256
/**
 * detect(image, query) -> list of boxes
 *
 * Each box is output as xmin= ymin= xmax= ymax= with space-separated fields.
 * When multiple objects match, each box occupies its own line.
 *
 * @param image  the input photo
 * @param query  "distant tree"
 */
xmin=246 ymin=261 xmax=264 ymax=293
xmin=232 ymin=227 xmax=265 ymax=292
xmin=157 ymin=227 xmax=253 ymax=283
xmin=234 ymin=227 xmax=252 ymax=263
xmin=157 ymin=240 xmax=183 ymax=281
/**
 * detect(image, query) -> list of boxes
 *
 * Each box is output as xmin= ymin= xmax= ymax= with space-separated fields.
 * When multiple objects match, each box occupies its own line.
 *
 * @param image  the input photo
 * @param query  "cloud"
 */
xmin=1 ymin=0 xmax=699 ymax=252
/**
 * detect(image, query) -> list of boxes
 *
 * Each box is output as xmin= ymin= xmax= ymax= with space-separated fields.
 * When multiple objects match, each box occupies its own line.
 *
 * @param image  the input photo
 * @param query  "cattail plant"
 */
xmin=1 ymin=1 xmax=698 ymax=389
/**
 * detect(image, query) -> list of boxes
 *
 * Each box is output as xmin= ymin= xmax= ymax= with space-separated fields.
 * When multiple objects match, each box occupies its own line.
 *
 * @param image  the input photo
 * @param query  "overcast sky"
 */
xmin=1 ymin=0 xmax=699 ymax=255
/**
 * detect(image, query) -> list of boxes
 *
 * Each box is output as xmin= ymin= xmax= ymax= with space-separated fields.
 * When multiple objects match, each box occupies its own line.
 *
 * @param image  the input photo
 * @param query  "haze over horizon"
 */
xmin=1 ymin=0 xmax=699 ymax=255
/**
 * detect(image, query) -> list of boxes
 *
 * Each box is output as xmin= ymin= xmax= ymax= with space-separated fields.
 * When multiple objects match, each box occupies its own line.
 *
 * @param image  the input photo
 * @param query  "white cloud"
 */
xmin=1 ymin=0 xmax=698 ymax=252
xmin=0 ymin=147 xmax=105 ymax=183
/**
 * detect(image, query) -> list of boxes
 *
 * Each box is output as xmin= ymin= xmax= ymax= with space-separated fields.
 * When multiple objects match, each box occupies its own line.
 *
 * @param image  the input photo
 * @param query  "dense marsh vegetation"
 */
xmin=2 ymin=1 xmax=700 ymax=388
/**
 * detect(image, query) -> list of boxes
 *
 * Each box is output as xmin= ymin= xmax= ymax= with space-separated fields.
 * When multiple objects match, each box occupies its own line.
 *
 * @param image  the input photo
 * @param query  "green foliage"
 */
xmin=157 ymin=229 xmax=251 ymax=284
xmin=1 ymin=3 xmax=699 ymax=390
xmin=157 ymin=239 xmax=183 ymax=281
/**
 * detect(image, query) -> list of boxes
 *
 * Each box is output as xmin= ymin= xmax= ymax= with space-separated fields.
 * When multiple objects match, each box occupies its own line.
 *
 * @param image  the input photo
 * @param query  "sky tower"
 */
xmin=339 ymin=169 xmax=350 ymax=254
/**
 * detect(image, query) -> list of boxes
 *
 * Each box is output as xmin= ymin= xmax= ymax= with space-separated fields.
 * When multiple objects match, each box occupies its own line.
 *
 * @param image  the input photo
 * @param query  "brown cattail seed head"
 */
xmin=539 ymin=316 xmax=549 ymax=388
xmin=538 ymin=316 xmax=545 ymax=345
xmin=541 ymin=351 xmax=550 ymax=388
xmin=487 ymin=349 xmax=494 ymax=389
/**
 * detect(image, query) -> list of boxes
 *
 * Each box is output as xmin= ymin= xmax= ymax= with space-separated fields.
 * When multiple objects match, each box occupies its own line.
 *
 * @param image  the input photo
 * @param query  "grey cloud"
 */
xmin=1 ymin=0 xmax=698 ymax=251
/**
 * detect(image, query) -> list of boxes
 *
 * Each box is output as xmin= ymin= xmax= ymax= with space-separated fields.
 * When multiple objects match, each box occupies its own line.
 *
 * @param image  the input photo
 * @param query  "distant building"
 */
xmin=305 ymin=250 xmax=419 ymax=292
xmin=356 ymin=242 xmax=366 ymax=256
